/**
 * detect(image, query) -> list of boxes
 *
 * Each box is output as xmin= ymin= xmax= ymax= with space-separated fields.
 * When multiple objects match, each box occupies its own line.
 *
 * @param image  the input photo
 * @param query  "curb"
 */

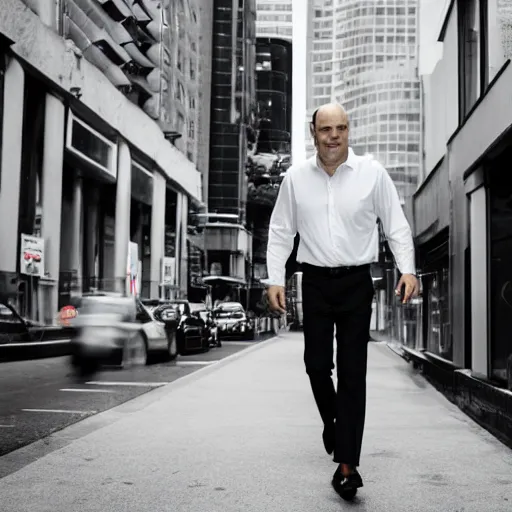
xmin=0 ymin=339 xmax=71 ymax=362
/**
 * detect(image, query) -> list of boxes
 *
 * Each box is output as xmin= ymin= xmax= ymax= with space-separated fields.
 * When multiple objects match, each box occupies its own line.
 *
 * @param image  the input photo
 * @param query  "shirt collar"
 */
xmin=314 ymin=147 xmax=357 ymax=173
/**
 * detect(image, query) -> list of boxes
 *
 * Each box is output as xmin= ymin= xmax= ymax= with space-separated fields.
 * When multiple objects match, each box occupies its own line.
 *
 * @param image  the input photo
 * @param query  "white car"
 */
xmin=70 ymin=293 xmax=178 ymax=375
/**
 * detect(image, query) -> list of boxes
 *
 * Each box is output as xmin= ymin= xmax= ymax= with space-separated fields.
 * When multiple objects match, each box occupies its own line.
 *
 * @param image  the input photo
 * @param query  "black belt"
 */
xmin=300 ymin=262 xmax=371 ymax=277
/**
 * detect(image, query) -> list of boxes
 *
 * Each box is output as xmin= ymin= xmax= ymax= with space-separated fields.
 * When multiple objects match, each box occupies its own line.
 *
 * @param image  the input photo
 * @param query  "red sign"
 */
xmin=59 ymin=305 xmax=77 ymax=326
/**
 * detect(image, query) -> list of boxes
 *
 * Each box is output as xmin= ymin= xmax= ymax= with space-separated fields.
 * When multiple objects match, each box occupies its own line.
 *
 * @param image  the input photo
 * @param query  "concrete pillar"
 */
xmin=0 ymin=58 xmax=24 ymax=274
xmin=470 ymin=186 xmax=488 ymax=378
xmin=84 ymin=187 xmax=99 ymax=289
xmin=150 ymin=173 xmax=166 ymax=298
xmin=174 ymin=193 xmax=182 ymax=295
xmin=71 ymin=177 xmax=83 ymax=292
xmin=40 ymin=94 xmax=65 ymax=320
xmin=179 ymin=194 xmax=189 ymax=298
xmin=114 ymin=140 xmax=131 ymax=293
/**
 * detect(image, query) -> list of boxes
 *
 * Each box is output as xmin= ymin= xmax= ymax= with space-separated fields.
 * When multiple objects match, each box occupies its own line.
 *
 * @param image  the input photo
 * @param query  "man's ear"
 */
xmin=309 ymin=123 xmax=315 ymax=138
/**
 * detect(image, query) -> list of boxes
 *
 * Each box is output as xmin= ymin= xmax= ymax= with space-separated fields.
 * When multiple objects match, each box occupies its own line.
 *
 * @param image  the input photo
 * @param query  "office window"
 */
xmin=458 ymin=0 xmax=488 ymax=121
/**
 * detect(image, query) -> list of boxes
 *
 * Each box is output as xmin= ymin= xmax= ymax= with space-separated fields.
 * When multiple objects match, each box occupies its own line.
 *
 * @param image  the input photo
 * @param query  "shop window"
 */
xmin=66 ymin=112 xmax=117 ymax=180
xmin=424 ymin=268 xmax=451 ymax=359
xmin=131 ymin=162 xmax=154 ymax=207
xmin=489 ymin=162 xmax=512 ymax=383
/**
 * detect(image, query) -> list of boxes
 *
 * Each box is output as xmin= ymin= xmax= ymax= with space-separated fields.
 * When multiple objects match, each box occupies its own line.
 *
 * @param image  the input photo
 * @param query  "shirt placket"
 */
xmin=327 ymin=176 xmax=336 ymax=250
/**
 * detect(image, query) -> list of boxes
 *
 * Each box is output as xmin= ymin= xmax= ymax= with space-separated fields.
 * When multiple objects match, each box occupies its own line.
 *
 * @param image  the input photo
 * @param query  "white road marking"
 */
xmin=222 ymin=341 xmax=255 ymax=346
xmin=0 ymin=425 xmax=15 ymax=428
xmin=175 ymin=361 xmax=219 ymax=366
xmin=85 ymin=381 xmax=170 ymax=387
xmin=22 ymin=409 xmax=96 ymax=414
xmin=60 ymin=388 xmax=116 ymax=393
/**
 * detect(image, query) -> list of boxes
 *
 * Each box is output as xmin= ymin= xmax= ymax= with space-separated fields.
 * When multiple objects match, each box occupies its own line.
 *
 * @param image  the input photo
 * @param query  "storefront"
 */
xmin=418 ymin=229 xmax=451 ymax=361
xmin=487 ymin=145 xmax=512 ymax=385
xmin=60 ymin=109 xmax=118 ymax=307
xmin=130 ymin=158 xmax=154 ymax=299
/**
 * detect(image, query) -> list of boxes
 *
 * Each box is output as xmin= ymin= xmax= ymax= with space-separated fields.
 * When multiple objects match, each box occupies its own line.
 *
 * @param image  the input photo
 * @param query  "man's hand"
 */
xmin=267 ymin=285 xmax=286 ymax=314
xmin=395 ymin=274 xmax=420 ymax=304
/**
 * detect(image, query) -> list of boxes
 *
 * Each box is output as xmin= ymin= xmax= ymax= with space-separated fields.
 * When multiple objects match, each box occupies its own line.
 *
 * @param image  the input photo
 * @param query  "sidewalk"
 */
xmin=1 ymin=333 xmax=512 ymax=511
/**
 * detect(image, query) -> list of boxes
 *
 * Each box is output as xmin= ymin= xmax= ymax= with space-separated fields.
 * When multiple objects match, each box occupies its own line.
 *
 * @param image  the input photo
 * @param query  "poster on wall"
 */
xmin=162 ymin=257 xmax=176 ymax=286
xmin=20 ymin=234 xmax=45 ymax=278
xmin=127 ymin=242 xmax=139 ymax=296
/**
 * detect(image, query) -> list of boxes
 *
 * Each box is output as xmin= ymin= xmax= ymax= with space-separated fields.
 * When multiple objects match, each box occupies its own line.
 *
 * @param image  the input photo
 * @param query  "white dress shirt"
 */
xmin=264 ymin=148 xmax=416 ymax=287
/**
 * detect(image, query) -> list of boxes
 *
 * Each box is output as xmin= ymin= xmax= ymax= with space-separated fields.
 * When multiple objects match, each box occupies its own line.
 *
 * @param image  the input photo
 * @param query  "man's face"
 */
xmin=312 ymin=107 xmax=349 ymax=165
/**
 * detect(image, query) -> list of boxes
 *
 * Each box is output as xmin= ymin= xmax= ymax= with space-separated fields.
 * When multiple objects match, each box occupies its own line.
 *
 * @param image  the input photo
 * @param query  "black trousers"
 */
xmin=301 ymin=263 xmax=374 ymax=466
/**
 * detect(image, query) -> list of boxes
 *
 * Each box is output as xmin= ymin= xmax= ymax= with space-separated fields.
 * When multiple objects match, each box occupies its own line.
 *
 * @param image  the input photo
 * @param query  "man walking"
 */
xmin=265 ymin=102 xmax=419 ymax=500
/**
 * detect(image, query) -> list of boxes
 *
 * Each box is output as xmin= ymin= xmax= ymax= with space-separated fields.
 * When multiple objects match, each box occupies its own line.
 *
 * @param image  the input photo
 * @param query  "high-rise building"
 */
xmin=255 ymin=0 xmax=293 ymax=40
xmin=208 ymin=0 xmax=257 ymax=219
xmin=243 ymin=1 xmax=294 ymax=299
xmin=306 ymin=0 xmax=421 ymax=202
xmin=202 ymin=0 xmax=257 ymax=305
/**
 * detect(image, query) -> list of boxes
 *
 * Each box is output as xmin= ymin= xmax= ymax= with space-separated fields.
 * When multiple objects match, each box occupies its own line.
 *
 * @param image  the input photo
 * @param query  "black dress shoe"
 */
xmin=322 ymin=422 xmax=335 ymax=455
xmin=331 ymin=466 xmax=363 ymax=501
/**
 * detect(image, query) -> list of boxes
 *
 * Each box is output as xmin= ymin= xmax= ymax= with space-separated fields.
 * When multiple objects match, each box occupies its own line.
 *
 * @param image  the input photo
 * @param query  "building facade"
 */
xmin=391 ymin=0 xmax=512 ymax=448
xmin=0 ymin=0 xmax=204 ymax=323
xmin=255 ymin=0 xmax=293 ymax=40
xmin=202 ymin=0 xmax=257 ymax=306
xmin=305 ymin=0 xmax=421 ymax=203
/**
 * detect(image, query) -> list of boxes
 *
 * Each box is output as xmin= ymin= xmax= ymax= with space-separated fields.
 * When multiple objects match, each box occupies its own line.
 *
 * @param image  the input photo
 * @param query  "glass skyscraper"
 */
xmin=306 ymin=0 xmax=420 ymax=202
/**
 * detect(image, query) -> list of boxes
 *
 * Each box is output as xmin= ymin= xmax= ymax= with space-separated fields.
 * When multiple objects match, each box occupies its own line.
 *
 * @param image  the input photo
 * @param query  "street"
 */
xmin=0 ymin=340 xmax=264 ymax=459
xmin=1 ymin=332 xmax=511 ymax=512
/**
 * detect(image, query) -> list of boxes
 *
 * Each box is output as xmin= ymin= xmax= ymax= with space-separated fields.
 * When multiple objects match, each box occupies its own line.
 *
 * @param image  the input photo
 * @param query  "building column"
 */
xmin=174 ymin=193 xmax=182 ymax=296
xmin=150 ymin=173 xmax=166 ymax=298
xmin=84 ymin=187 xmax=99 ymax=289
xmin=71 ymin=177 xmax=83 ymax=292
xmin=469 ymin=185 xmax=488 ymax=377
xmin=0 ymin=58 xmax=24 ymax=275
xmin=40 ymin=94 xmax=65 ymax=321
xmin=114 ymin=140 xmax=131 ymax=293
xmin=179 ymin=194 xmax=189 ymax=298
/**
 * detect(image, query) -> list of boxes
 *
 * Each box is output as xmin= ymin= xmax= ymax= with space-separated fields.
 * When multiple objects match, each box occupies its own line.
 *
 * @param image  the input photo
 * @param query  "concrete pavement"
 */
xmin=1 ymin=332 xmax=512 ymax=511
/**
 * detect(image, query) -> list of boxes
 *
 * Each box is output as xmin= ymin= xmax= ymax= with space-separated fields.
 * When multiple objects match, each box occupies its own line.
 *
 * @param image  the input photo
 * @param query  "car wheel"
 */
xmin=122 ymin=332 xmax=148 ymax=368
xmin=166 ymin=330 xmax=178 ymax=361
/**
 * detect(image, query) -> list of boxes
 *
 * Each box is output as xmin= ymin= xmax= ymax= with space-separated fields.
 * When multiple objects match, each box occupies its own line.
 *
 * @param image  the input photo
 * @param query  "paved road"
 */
xmin=0 ymin=340 xmax=264 ymax=457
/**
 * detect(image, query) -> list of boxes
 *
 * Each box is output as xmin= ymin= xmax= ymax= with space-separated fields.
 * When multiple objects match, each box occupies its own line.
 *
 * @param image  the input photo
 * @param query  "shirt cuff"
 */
xmin=260 ymin=277 xmax=285 ymax=287
xmin=398 ymin=265 xmax=416 ymax=276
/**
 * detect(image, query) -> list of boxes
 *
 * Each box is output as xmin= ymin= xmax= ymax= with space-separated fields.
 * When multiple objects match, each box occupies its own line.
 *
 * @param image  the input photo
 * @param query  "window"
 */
xmin=0 ymin=49 xmax=5 ymax=190
xmin=188 ymin=120 xmax=195 ymax=139
xmin=65 ymin=112 xmax=117 ymax=180
xmin=489 ymin=151 xmax=512 ymax=383
xmin=458 ymin=0 xmax=488 ymax=121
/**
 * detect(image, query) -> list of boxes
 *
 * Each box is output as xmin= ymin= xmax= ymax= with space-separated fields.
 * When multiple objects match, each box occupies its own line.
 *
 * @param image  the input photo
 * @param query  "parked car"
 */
xmin=70 ymin=293 xmax=178 ymax=375
xmin=154 ymin=300 xmax=210 ymax=354
xmin=0 ymin=301 xmax=73 ymax=345
xmin=213 ymin=302 xmax=255 ymax=340
xmin=190 ymin=303 xmax=220 ymax=347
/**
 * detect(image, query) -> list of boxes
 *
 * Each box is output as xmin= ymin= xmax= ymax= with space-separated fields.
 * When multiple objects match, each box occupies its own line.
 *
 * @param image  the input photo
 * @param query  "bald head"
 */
xmin=310 ymin=102 xmax=350 ymax=173
xmin=311 ymin=103 xmax=349 ymax=128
